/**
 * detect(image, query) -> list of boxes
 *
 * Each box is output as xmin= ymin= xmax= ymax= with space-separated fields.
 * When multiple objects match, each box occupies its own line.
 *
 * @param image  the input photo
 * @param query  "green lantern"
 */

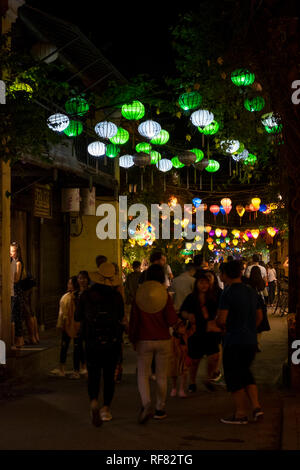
xmin=171 ymin=156 xmax=185 ymax=168
xmin=110 ymin=127 xmax=129 ymax=144
xmin=244 ymin=153 xmax=257 ymax=165
xmin=106 ymin=144 xmax=120 ymax=158
xmin=234 ymin=142 xmax=245 ymax=154
xmin=205 ymin=160 xmax=220 ymax=173
xmin=190 ymin=148 xmax=204 ymax=163
xmin=225 ymin=237 xmax=230 ymax=243
xmin=264 ymin=124 xmax=283 ymax=134
xmin=244 ymin=96 xmax=265 ymax=112
xmin=121 ymin=100 xmax=145 ymax=120
xmin=198 ymin=120 xmax=220 ymax=135
xmin=178 ymin=91 xmax=202 ymax=111
xmin=63 ymin=120 xmax=83 ymax=137
xmin=231 ymin=69 xmax=255 ymax=86
xmin=150 ymin=150 xmax=161 ymax=165
xmin=150 ymin=129 xmax=170 ymax=145
xmin=136 ymin=142 xmax=152 ymax=153
xmin=65 ymin=97 xmax=89 ymax=116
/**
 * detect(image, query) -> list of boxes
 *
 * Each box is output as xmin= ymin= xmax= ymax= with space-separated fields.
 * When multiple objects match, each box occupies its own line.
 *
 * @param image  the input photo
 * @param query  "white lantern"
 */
xmin=94 ymin=121 xmax=118 ymax=139
xmin=220 ymin=140 xmax=240 ymax=154
xmin=261 ymin=112 xmax=279 ymax=128
xmin=156 ymin=159 xmax=173 ymax=172
xmin=119 ymin=155 xmax=134 ymax=168
xmin=47 ymin=113 xmax=70 ymax=132
xmin=190 ymin=109 xmax=214 ymax=127
xmin=87 ymin=141 xmax=106 ymax=157
xmin=138 ymin=120 xmax=161 ymax=139
xmin=232 ymin=149 xmax=249 ymax=162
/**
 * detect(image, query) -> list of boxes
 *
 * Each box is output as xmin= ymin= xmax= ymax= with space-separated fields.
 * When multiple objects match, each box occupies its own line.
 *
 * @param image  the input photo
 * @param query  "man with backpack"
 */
xmin=76 ymin=262 xmax=124 ymax=427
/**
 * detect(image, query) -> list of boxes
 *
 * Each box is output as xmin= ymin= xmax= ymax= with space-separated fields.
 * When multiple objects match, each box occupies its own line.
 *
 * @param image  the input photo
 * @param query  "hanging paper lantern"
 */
xmin=121 ymin=100 xmax=145 ymax=120
xmin=267 ymin=227 xmax=277 ymax=237
xmin=87 ymin=141 xmax=106 ymax=157
xmin=106 ymin=144 xmax=120 ymax=158
xmin=207 ymin=237 xmax=213 ymax=244
xmin=133 ymin=153 xmax=151 ymax=167
xmin=10 ymin=81 xmax=33 ymax=94
xmin=251 ymin=198 xmax=261 ymax=211
xmin=259 ymin=204 xmax=267 ymax=212
xmin=205 ymin=226 xmax=212 ymax=233
xmin=65 ymin=97 xmax=89 ymax=116
xmin=192 ymin=198 xmax=202 ymax=208
xmin=198 ymin=120 xmax=219 ymax=135
xmin=221 ymin=198 xmax=232 ymax=213
xmin=244 ymin=96 xmax=265 ymax=112
xmin=244 ymin=154 xmax=257 ymax=165
xmin=110 ymin=127 xmax=129 ymax=145
xmin=190 ymin=109 xmax=214 ymax=128
xmin=47 ymin=113 xmax=70 ymax=132
xmin=232 ymin=239 xmax=239 ymax=246
xmin=171 ymin=156 xmax=185 ymax=168
xmin=215 ymin=228 xmax=222 ymax=237
xmin=64 ymin=120 xmax=83 ymax=137
xmin=119 ymin=154 xmax=134 ymax=168
xmin=138 ymin=120 xmax=161 ymax=139
xmin=205 ymin=160 xmax=220 ymax=172
xmin=196 ymin=159 xmax=209 ymax=171
xmin=261 ymin=112 xmax=280 ymax=128
xmin=190 ymin=148 xmax=204 ymax=163
xmin=178 ymin=91 xmax=202 ymax=111
xmin=156 ymin=159 xmax=173 ymax=172
xmin=178 ymin=151 xmax=197 ymax=166
xmin=220 ymin=206 xmax=226 ymax=215
xmin=225 ymin=237 xmax=230 ymax=244
xmin=150 ymin=150 xmax=161 ymax=165
xmin=243 ymin=233 xmax=249 ymax=241
xmin=236 ymin=205 xmax=245 ymax=218
xmin=95 ymin=121 xmax=118 ymax=139
xmin=231 ymin=69 xmax=255 ymax=86
xmin=232 ymin=149 xmax=249 ymax=162
xmin=232 ymin=230 xmax=240 ymax=238
xmin=216 ymin=239 xmax=221 ymax=245
xmin=210 ymin=205 xmax=220 ymax=216
xmin=209 ymin=230 xmax=215 ymax=237
xmin=220 ymin=140 xmax=240 ymax=154
xmin=150 ymin=129 xmax=170 ymax=145
xmin=221 ymin=242 xmax=227 ymax=249
xmin=221 ymin=229 xmax=228 ymax=237
xmin=208 ymin=244 xmax=215 ymax=251
xmin=136 ymin=142 xmax=152 ymax=153
xmin=264 ymin=124 xmax=283 ymax=134
xmin=251 ymin=229 xmax=260 ymax=239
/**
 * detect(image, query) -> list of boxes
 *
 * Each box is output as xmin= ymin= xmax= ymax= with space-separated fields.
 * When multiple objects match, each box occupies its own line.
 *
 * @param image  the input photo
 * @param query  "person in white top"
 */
xmin=171 ymin=263 xmax=196 ymax=311
xmin=245 ymin=254 xmax=267 ymax=282
xmin=267 ymin=263 xmax=277 ymax=305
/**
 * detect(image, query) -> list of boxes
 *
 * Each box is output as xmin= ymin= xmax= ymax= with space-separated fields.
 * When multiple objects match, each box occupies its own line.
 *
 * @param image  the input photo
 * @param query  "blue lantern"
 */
xmin=259 ymin=204 xmax=267 ymax=212
xmin=192 ymin=197 xmax=202 ymax=208
xmin=220 ymin=206 xmax=226 ymax=215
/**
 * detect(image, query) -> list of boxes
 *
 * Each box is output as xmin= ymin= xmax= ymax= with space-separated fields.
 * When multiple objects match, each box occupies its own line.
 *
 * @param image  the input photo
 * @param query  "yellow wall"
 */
xmin=69 ymin=197 xmax=121 ymax=275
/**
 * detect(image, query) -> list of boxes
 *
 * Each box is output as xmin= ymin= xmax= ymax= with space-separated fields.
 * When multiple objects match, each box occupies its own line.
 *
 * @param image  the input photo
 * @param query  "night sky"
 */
xmin=25 ymin=0 xmax=183 ymax=78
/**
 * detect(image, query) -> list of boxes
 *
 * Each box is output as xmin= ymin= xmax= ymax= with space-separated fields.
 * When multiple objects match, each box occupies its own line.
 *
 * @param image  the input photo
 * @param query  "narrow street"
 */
xmin=0 ymin=314 xmax=288 ymax=451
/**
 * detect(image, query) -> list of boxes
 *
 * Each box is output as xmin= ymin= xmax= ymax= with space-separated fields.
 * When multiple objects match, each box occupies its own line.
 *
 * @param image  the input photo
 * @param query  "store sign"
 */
xmin=61 ymin=188 xmax=80 ymax=212
xmin=33 ymin=184 xmax=52 ymax=219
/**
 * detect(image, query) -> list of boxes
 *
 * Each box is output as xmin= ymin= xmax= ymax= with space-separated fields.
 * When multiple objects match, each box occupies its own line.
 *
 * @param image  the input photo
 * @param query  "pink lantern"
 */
xmin=210 ymin=204 xmax=220 ymax=222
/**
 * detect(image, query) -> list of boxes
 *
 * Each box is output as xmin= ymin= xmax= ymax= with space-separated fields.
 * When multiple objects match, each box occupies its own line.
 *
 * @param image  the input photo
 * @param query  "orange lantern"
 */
xmin=221 ymin=242 xmax=226 ymax=249
xmin=221 ymin=229 xmax=228 ymax=237
xmin=207 ymin=237 xmax=213 ymax=244
xmin=236 ymin=205 xmax=245 ymax=217
xmin=205 ymin=225 xmax=212 ymax=233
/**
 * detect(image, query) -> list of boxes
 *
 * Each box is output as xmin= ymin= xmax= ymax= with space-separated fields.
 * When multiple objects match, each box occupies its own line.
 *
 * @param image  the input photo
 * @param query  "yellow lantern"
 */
xmin=267 ymin=227 xmax=276 ymax=237
xmin=205 ymin=225 xmax=212 ymax=233
xmin=186 ymin=243 xmax=192 ymax=250
xmin=208 ymin=244 xmax=214 ymax=251
xmin=129 ymin=239 xmax=136 ymax=246
xmin=196 ymin=244 xmax=202 ymax=250
xmin=236 ymin=205 xmax=245 ymax=218
xmin=215 ymin=228 xmax=222 ymax=237
xmin=221 ymin=242 xmax=226 ymax=249
xmin=251 ymin=229 xmax=260 ymax=239
xmin=251 ymin=198 xmax=261 ymax=211
xmin=138 ymin=239 xmax=146 ymax=246
xmin=232 ymin=239 xmax=239 ymax=246
xmin=169 ymin=196 xmax=178 ymax=207
xmin=195 ymin=235 xmax=200 ymax=241
xmin=269 ymin=203 xmax=278 ymax=211
xmin=243 ymin=234 xmax=249 ymax=241
xmin=232 ymin=229 xmax=240 ymax=238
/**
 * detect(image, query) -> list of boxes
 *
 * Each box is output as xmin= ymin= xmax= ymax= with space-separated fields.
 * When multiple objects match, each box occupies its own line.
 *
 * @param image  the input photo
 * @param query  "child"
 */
xmin=169 ymin=320 xmax=192 ymax=398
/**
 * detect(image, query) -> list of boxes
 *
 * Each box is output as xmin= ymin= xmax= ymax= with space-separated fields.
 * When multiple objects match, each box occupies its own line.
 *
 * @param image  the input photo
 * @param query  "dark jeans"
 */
xmin=60 ymin=331 xmax=85 ymax=371
xmin=223 ymin=344 xmax=257 ymax=393
xmin=86 ymin=340 xmax=120 ymax=405
xmin=268 ymin=281 xmax=276 ymax=304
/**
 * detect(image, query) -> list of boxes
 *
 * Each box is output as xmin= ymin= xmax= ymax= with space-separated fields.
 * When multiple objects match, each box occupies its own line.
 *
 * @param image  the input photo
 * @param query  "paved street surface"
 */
xmin=0 ymin=315 xmax=290 ymax=450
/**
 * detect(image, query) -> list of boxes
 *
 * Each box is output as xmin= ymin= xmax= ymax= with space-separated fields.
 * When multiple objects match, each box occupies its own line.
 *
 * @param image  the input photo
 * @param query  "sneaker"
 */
xmin=138 ymin=403 xmax=153 ymax=424
xmin=90 ymin=406 xmax=102 ymax=427
xmin=100 ymin=407 xmax=112 ymax=422
xmin=153 ymin=410 xmax=167 ymax=420
xmin=210 ymin=371 xmax=223 ymax=383
xmin=49 ymin=368 xmax=65 ymax=377
xmin=79 ymin=368 xmax=88 ymax=376
xmin=188 ymin=384 xmax=197 ymax=393
xmin=220 ymin=415 xmax=248 ymax=425
xmin=69 ymin=371 xmax=80 ymax=380
xmin=253 ymin=407 xmax=264 ymax=421
xmin=170 ymin=388 xmax=177 ymax=397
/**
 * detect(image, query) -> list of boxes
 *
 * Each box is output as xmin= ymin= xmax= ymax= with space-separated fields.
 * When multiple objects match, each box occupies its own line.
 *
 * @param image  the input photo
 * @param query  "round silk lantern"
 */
xmin=47 ymin=113 xmax=70 ymax=132
xmin=178 ymin=151 xmax=197 ymax=166
xmin=178 ymin=91 xmax=202 ymax=111
xmin=119 ymin=155 xmax=134 ymax=168
xmin=138 ymin=120 xmax=161 ymax=139
xmin=87 ymin=141 xmax=106 ymax=157
xmin=121 ymin=100 xmax=145 ymax=120
xmin=95 ymin=121 xmax=118 ymax=139
xmin=190 ymin=109 xmax=214 ymax=128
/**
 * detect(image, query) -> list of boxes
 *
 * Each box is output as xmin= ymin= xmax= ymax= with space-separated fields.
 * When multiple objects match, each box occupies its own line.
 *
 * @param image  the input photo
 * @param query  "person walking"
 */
xmin=171 ymin=263 xmax=196 ymax=312
xmin=216 ymin=261 xmax=264 ymax=424
xmin=10 ymin=242 xmax=25 ymax=348
xmin=138 ymin=251 xmax=167 ymax=284
xmin=129 ymin=264 xmax=178 ymax=423
xmin=267 ymin=263 xmax=277 ymax=306
xmin=180 ymin=272 xmax=222 ymax=393
xmin=244 ymin=254 xmax=267 ymax=283
xmin=75 ymin=262 xmax=124 ymax=427
xmin=50 ymin=276 xmax=81 ymax=378
xmin=73 ymin=271 xmax=90 ymax=375
xmin=125 ymin=261 xmax=142 ymax=317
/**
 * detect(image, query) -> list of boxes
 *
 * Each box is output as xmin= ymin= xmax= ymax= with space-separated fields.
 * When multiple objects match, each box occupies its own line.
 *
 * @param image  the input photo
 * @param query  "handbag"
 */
xmin=18 ymin=266 xmax=36 ymax=291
